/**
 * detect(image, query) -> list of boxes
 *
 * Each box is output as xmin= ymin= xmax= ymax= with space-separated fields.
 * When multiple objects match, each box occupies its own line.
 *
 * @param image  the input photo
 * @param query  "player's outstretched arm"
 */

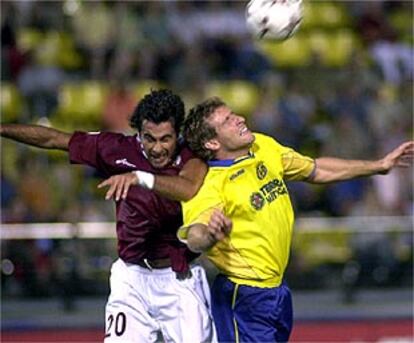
xmin=309 ymin=141 xmax=414 ymax=183
xmin=185 ymin=210 xmax=232 ymax=253
xmin=0 ymin=124 xmax=71 ymax=151
xmin=98 ymin=157 xmax=208 ymax=202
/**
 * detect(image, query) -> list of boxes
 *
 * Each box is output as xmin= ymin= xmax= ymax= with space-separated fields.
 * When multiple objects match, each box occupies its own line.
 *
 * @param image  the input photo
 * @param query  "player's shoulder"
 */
xmin=101 ymin=131 xmax=137 ymax=143
xmin=74 ymin=131 xmax=136 ymax=143
xmin=176 ymin=137 xmax=198 ymax=164
xmin=89 ymin=132 xmax=142 ymax=156
xmin=252 ymin=132 xmax=283 ymax=150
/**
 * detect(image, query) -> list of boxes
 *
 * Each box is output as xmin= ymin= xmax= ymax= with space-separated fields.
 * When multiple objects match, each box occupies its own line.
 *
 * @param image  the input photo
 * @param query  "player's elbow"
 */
xmin=49 ymin=132 xmax=71 ymax=150
xmin=187 ymin=225 xmax=211 ymax=253
xmin=309 ymin=170 xmax=346 ymax=184
xmin=187 ymin=236 xmax=205 ymax=253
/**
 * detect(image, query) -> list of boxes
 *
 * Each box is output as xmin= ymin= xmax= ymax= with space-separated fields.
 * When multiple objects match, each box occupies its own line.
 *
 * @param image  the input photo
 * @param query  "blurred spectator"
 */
xmin=109 ymin=3 xmax=142 ymax=80
xmin=71 ymin=2 xmax=116 ymax=79
xmin=167 ymin=43 xmax=209 ymax=94
xmin=324 ymin=179 xmax=367 ymax=216
xmin=140 ymin=2 xmax=178 ymax=81
xmin=355 ymin=2 xmax=413 ymax=85
xmin=101 ymin=81 xmax=136 ymax=133
xmin=228 ymin=37 xmax=271 ymax=82
xmin=12 ymin=1 xmax=63 ymax=30
xmin=1 ymin=171 xmax=16 ymax=210
xmin=372 ymin=125 xmax=413 ymax=215
xmin=326 ymin=83 xmax=371 ymax=130
xmin=251 ymin=74 xmax=282 ymax=136
xmin=17 ymin=51 xmax=65 ymax=119
xmin=167 ymin=1 xmax=200 ymax=46
xmin=54 ymin=235 xmax=82 ymax=311
xmin=276 ymin=81 xmax=316 ymax=149
xmin=321 ymin=114 xmax=371 ymax=159
xmin=16 ymin=155 xmax=58 ymax=222
xmin=1 ymin=13 xmax=26 ymax=81
xmin=194 ymin=1 xmax=247 ymax=40
xmin=367 ymin=84 xmax=402 ymax=141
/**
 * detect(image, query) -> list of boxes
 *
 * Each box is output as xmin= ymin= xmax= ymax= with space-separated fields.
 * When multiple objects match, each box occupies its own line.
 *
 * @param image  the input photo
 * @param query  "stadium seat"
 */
xmin=1 ymin=140 xmax=20 ymax=181
xmin=257 ymin=34 xmax=312 ymax=68
xmin=300 ymin=2 xmax=320 ymax=30
xmin=205 ymin=80 xmax=260 ymax=118
xmin=51 ymin=81 xmax=109 ymax=130
xmin=309 ymin=30 xmax=360 ymax=68
xmin=318 ymin=2 xmax=350 ymax=29
xmin=0 ymin=83 xmax=23 ymax=123
xmin=36 ymin=31 xmax=83 ymax=69
xmin=16 ymin=28 xmax=44 ymax=52
xmin=303 ymin=2 xmax=350 ymax=30
xmin=389 ymin=9 xmax=414 ymax=44
xmin=308 ymin=31 xmax=331 ymax=65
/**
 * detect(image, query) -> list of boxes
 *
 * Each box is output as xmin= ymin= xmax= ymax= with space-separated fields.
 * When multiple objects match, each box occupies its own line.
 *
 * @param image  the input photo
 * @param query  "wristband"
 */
xmin=134 ymin=171 xmax=155 ymax=190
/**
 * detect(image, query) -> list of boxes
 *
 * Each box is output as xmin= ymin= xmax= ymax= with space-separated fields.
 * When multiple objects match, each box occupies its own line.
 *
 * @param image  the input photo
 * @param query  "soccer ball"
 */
xmin=245 ymin=0 xmax=303 ymax=41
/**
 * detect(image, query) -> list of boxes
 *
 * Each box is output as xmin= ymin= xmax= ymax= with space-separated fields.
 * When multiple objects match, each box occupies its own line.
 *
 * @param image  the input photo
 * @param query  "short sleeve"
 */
xmin=254 ymin=133 xmax=315 ymax=181
xmin=281 ymin=148 xmax=315 ymax=181
xmin=68 ymin=131 xmax=100 ymax=167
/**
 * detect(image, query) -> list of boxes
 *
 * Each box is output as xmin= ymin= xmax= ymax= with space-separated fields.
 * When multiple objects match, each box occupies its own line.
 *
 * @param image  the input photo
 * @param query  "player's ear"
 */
xmin=205 ymin=139 xmax=220 ymax=152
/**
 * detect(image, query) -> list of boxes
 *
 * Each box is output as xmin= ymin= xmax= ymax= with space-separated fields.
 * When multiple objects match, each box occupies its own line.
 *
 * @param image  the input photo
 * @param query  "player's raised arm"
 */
xmin=308 ymin=141 xmax=414 ymax=184
xmin=98 ymin=157 xmax=208 ymax=202
xmin=0 ymin=124 xmax=72 ymax=151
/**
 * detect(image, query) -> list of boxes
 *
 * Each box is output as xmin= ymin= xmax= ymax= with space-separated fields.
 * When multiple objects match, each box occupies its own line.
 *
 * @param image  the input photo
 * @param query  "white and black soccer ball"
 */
xmin=246 ymin=0 xmax=303 ymax=41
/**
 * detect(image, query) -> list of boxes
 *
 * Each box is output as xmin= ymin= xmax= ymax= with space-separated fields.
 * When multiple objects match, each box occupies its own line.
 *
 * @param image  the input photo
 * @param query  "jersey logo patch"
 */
xmin=173 ymin=155 xmax=182 ymax=167
xmin=256 ymin=162 xmax=267 ymax=180
xmin=229 ymin=169 xmax=245 ymax=181
xmin=250 ymin=192 xmax=265 ymax=210
xmin=115 ymin=158 xmax=137 ymax=168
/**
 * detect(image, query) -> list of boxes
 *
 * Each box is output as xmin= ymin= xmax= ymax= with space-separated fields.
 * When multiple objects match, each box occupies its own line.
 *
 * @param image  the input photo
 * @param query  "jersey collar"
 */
xmin=208 ymin=151 xmax=254 ymax=167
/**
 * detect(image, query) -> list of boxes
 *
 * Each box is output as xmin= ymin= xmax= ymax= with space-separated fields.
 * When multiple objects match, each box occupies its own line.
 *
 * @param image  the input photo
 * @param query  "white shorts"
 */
xmin=104 ymin=258 xmax=216 ymax=343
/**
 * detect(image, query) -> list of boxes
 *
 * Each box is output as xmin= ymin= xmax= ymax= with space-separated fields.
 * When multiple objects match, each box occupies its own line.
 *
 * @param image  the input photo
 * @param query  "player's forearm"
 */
xmin=153 ymin=175 xmax=201 ymax=201
xmin=0 ymin=124 xmax=71 ymax=150
xmin=311 ymin=157 xmax=385 ymax=183
xmin=187 ymin=224 xmax=217 ymax=253
xmin=147 ymin=158 xmax=206 ymax=201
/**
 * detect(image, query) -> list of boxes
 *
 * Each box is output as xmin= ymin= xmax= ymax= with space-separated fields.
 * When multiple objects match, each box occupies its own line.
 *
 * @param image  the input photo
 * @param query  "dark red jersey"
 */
xmin=68 ymin=131 xmax=198 ymax=273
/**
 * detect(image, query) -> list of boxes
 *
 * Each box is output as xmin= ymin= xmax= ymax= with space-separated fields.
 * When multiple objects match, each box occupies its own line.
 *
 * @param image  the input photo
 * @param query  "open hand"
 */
xmin=380 ymin=141 xmax=414 ymax=174
xmin=97 ymin=172 xmax=138 ymax=201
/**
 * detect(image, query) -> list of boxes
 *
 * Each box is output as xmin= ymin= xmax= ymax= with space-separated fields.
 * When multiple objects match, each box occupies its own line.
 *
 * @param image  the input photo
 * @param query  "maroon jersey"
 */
xmin=68 ymin=131 xmax=198 ymax=273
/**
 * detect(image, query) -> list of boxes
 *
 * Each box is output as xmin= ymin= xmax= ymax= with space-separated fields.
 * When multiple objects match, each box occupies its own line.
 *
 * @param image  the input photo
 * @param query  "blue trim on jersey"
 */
xmin=208 ymin=152 xmax=254 ymax=167
xmin=208 ymin=159 xmax=235 ymax=167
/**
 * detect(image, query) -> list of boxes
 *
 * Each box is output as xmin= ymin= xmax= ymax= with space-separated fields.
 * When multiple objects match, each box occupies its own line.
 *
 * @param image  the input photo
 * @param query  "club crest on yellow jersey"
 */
xmin=256 ymin=162 xmax=267 ymax=180
xmin=250 ymin=192 xmax=265 ymax=210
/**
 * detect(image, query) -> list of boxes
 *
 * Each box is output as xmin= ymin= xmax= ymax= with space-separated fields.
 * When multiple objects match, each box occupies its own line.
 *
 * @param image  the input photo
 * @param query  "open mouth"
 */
xmin=240 ymin=127 xmax=249 ymax=136
xmin=150 ymin=154 xmax=167 ymax=163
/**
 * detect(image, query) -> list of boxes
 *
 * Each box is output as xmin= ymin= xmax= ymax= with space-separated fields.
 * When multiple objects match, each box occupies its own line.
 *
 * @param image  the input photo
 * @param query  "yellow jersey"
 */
xmin=179 ymin=133 xmax=315 ymax=288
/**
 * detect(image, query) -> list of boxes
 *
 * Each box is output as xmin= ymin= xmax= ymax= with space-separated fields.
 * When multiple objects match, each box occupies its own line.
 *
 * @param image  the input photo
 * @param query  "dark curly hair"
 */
xmin=183 ymin=97 xmax=226 ymax=161
xmin=130 ymin=89 xmax=185 ymax=135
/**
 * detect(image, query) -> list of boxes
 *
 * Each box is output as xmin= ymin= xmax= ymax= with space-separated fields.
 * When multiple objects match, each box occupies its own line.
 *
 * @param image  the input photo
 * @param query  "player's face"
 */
xmin=206 ymin=106 xmax=254 ymax=159
xmin=140 ymin=119 xmax=177 ymax=169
